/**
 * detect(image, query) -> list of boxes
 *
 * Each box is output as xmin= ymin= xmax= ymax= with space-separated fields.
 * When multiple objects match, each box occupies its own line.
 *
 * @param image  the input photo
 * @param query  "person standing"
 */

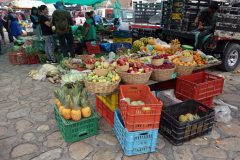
xmin=1 ymin=6 xmax=13 ymax=43
xmin=106 ymin=17 xmax=122 ymax=30
xmin=0 ymin=12 xmax=5 ymax=44
xmin=90 ymin=11 xmax=101 ymax=23
xmin=30 ymin=7 xmax=42 ymax=38
xmin=7 ymin=8 xmax=23 ymax=40
xmin=82 ymin=12 xmax=97 ymax=46
xmin=39 ymin=5 xmax=57 ymax=64
xmin=52 ymin=1 xmax=75 ymax=58
xmin=20 ymin=11 xmax=27 ymax=23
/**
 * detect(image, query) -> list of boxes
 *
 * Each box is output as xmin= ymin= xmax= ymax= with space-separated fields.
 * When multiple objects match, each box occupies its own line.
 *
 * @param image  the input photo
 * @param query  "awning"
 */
xmin=38 ymin=0 xmax=107 ymax=6
xmin=13 ymin=1 xmax=45 ymax=9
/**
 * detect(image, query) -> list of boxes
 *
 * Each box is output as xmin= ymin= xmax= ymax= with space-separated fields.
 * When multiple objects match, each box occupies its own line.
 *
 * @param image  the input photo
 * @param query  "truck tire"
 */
xmin=218 ymin=43 xmax=240 ymax=71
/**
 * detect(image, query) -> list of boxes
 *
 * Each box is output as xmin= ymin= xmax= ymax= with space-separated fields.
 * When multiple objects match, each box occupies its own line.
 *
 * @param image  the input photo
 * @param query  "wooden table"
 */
xmin=98 ymin=61 xmax=222 ymax=96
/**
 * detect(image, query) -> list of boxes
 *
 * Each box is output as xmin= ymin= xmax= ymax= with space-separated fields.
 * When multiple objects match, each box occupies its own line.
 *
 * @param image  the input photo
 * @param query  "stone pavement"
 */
xmin=0 ymin=40 xmax=240 ymax=160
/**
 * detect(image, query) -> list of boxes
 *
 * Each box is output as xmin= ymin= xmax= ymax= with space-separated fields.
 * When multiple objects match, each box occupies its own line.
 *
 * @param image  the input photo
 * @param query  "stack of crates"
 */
xmin=175 ymin=72 xmax=225 ymax=110
xmin=114 ymin=85 xmax=163 ymax=156
xmin=113 ymin=30 xmax=133 ymax=44
xmin=162 ymin=0 xmax=211 ymax=32
xmin=96 ymin=93 xmax=119 ymax=127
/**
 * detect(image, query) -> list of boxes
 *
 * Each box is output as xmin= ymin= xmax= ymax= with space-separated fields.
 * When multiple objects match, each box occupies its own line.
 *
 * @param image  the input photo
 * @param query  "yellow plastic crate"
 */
xmin=113 ymin=38 xmax=132 ymax=44
xmin=172 ymin=13 xmax=181 ymax=20
xmin=96 ymin=93 xmax=118 ymax=112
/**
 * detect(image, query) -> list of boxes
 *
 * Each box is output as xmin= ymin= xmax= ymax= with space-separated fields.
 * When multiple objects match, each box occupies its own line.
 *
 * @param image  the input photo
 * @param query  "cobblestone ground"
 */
xmin=0 ymin=39 xmax=240 ymax=160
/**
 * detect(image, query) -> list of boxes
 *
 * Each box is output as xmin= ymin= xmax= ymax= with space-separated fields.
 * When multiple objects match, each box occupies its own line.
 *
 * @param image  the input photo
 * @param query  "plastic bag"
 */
xmin=40 ymin=64 xmax=60 ymax=77
xmin=213 ymin=99 xmax=238 ymax=110
xmin=72 ymin=58 xmax=83 ymax=64
xmin=214 ymin=105 xmax=232 ymax=123
xmin=32 ymin=72 xmax=46 ymax=81
xmin=155 ymin=38 xmax=169 ymax=48
xmin=109 ymin=52 xmax=116 ymax=59
xmin=57 ymin=65 xmax=70 ymax=75
xmin=157 ymin=89 xmax=182 ymax=107
xmin=100 ymin=43 xmax=111 ymax=52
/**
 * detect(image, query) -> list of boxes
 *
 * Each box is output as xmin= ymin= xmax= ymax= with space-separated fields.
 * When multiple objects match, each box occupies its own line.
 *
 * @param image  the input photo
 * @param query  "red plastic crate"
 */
xmin=86 ymin=41 xmax=100 ymax=54
xmin=27 ymin=55 xmax=38 ymax=64
xmin=119 ymin=85 xmax=163 ymax=131
xmin=108 ymin=27 xmax=117 ymax=31
xmin=175 ymin=92 xmax=213 ymax=111
xmin=96 ymin=96 xmax=114 ymax=127
xmin=192 ymin=68 xmax=205 ymax=74
xmin=8 ymin=51 xmax=27 ymax=65
xmin=176 ymin=72 xmax=224 ymax=100
xmin=105 ymin=9 xmax=113 ymax=14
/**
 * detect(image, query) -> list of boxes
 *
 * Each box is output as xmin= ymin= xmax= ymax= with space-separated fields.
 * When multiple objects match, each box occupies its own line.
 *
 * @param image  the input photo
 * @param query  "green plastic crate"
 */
xmin=33 ymin=40 xmax=45 ymax=51
xmin=54 ymin=105 xmax=98 ymax=143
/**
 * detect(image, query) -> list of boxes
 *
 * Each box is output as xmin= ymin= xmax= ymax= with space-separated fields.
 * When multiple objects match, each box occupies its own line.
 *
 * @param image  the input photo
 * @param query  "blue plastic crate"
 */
xmin=113 ymin=30 xmax=132 ymax=38
xmin=111 ymin=43 xmax=132 ymax=52
xmin=113 ymin=109 xmax=158 ymax=156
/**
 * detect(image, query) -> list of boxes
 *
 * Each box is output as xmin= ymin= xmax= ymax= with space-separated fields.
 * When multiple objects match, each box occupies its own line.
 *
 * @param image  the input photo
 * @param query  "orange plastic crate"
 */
xmin=119 ymin=85 xmax=163 ymax=131
xmin=86 ymin=41 xmax=100 ymax=54
xmin=27 ymin=55 xmax=38 ymax=64
xmin=8 ymin=51 xmax=27 ymax=65
xmin=176 ymin=72 xmax=224 ymax=100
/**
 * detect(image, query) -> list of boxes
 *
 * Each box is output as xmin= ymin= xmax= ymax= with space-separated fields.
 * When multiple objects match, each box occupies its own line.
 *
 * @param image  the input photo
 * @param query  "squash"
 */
xmin=149 ymin=39 xmax=155 ymax=45
xmin=20 ymin=30 xmax=27 ymax=37
xmin=237 ymin=70 xmax=240 ymax=73
xmin=154 ymin=45 xmax=164 ymax=51
xmin=140 ymin=46 xmax=146 ymax=51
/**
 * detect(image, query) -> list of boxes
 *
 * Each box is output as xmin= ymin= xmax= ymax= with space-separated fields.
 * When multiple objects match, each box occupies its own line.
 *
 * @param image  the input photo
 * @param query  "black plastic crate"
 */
xmin=113 ymin=30 xmax=132 ymax=38
xmin=159 ymin=99 xmax=215 ymax=146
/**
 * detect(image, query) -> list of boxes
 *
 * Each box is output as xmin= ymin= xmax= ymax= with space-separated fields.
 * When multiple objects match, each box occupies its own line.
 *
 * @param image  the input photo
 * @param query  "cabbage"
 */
xmin=61 ymin=73 xmax=84 ymax=87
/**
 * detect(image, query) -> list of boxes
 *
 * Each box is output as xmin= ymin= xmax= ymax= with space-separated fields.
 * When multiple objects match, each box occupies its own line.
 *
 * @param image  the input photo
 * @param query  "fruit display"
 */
xmin=170 ymin=55 xmax=196 ymax=66
xmin=95 ymin=61 xmax=110 ymax=69
xmin=152 ymin=55 xmax=163 ymax=60
xmin=147 ymin=62 xmax=175 ymax=70
xmin=84 ymin=71 xmax=120 ymax=83
xmin=139 ymin=38 xmax=148 ymax=45
xmin=53 ymin=85 xmax=91 ymax=121
xmin=85 ymin=59 xmax=95 ymax=65
xmin=126 ymin=62 xmax=152 ymax=74
xmin=181 ymin=51 xmax=192 ymax=58
xmin=117 ymin=57 xmax=128 ymax=66
xmin=179 ymin=113 xmax=200 ymax=122
xmin=171 ymin=39 xmax=180 ymax=45
xmin=125 ymin=98 xmax=145 ymax=105
xmin=132 ymin=40 xmax=145 ymax=52
xmin=137 ymin=56 xmax=153 ymax=64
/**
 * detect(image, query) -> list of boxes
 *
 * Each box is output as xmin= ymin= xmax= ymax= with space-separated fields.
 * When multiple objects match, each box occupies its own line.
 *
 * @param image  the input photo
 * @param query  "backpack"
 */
xmin=53 ymin=10 xmax=71 ymax=35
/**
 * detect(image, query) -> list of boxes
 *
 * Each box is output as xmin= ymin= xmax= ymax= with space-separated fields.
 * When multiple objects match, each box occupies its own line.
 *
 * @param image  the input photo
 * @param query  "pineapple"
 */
xmin=58 ymin=90 xmax=65 ymax=116
xmin=53 ymin=87 xmax=61 ymax=108
xmin=81 ymin=98 xmax=91 ymax=118
xmin=185 ymin=113 xmax=194 ymax=119
xmin=179 ymin=115 xmax=188 ymax=122
xmin=194 ymin=114 xmax=200 ymax=120
xmin=82 ymin=88 xmax=90 ymax=106
xmin=62 ymin=96 xmax=72 ymax=120
xmin=71 ymin=93 xmax=82 ymax=121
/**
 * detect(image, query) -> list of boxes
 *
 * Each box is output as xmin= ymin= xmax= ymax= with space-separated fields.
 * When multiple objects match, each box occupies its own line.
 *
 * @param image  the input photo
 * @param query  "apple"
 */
xmin=136 ymin=62 xmax=142 ymax=67
xmin=109 ymin=67 xmax=115 ymax=71
xmin=144 ymin=68 xmax=151 ymax=73
xmin=138 ymin=68 xmax=144 ymax=73
xmin=98 ymin=66 xmax=101 ymax=69
xmin=122 ymin=57 xmax=128 ymax=62
xmin=112 ymin=62 xmax=117 ymax=68
xmin=130 ymin=70 xmax=136 ymax=74
xmin=129 ymin=62 xmax=134 ymax=67
xmin=129 ymin=67 xmax=133 ymax=71
xmin=137 ymin=72 xmax=141 ymax=74
xmin=133 ymin=68 xmax=138 ymax=72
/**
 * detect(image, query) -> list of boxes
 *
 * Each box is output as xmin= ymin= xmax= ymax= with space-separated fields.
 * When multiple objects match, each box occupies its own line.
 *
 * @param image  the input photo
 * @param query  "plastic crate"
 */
xmin=159 ymin=99 xmax=215 ymax=146
xmin=113 ymin=38 xmax=132 ymax=44
xmin=111 ymin=42 xmax=132 ymax=52
xmin=8 ymin=51 xmax=27 ymax=65
xmin=176 ymin=72 xmax=224 ymax=100
xmin=54 ymin=105 xmax=98 ymax=143
xmin=108 ymin=27 xmax=117 ymax=31
xmin=102 ymin=93 xmax=119 ymax=112
xmin=175 ymin=92 xmax=213 ymax=110
xmin=113 ymin=30 xmax=132 ymax=38
xmin=119 ymin=85 xmax=163 ymax=131
xmin=96 ymin=96 xmax=114 ymax=127
xmin=114 ymin=109 xmax=158 ymax=156
xmin=86 ymin=41 xmax=100 ymax=54
xmin=27 ymin=55 xmax=38 ymax=64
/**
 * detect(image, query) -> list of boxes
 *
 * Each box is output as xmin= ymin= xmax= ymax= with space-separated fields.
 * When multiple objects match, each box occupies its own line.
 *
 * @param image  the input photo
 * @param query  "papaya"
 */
xmin=149 ymin=39 xmax=155 ymax=45
xmin=140 ymin=46 xmax=146 ymax=51
xmin=154 ymin=45 xmax=164 ymax=51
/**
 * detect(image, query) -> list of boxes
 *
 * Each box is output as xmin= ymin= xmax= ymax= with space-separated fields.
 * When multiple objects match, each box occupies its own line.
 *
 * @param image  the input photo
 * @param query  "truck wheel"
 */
xmin=218 ymin=43 xmax=240 ymax=71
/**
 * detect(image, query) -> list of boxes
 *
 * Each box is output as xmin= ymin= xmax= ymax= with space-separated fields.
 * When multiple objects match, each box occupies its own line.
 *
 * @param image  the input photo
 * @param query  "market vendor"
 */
xmin=82 ymin=12 xmax=97 ymax=46
xmin=30 ymin=7 xmax=42 ymax=38
xmin=193 ymin=2 xmax=218 ymax=50
xmin=105 ymin=17 xmax=122 ymax=30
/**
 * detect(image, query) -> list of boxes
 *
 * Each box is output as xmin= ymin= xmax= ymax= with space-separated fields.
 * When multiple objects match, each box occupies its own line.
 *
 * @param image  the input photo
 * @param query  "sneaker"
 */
xmin=51 ymin=61 xmax=57 ymax=65
xmin=46 ymin=60 xmax=52 ymax=63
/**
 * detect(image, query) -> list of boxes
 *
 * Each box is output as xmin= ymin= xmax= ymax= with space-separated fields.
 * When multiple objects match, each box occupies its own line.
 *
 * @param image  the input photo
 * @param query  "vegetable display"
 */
xmin=61 ymin=73 xmax=84 ymax=87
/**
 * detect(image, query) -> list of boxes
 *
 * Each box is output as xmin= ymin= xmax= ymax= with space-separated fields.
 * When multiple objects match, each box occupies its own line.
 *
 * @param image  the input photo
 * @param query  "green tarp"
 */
xmin=38 ymin=0 xmax=107 ymax=6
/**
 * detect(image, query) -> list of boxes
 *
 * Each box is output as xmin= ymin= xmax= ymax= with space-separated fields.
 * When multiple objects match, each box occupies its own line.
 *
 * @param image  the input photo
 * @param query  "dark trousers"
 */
xmin=195 ymin=11 xmax=213 ymax=49
xmin=57 ymin=33 xmax=75 ymax=58
xmin=3 ymin=23 xmax=13 ymax=42
xmin=0 ymin=25 xmax=4 ymax=41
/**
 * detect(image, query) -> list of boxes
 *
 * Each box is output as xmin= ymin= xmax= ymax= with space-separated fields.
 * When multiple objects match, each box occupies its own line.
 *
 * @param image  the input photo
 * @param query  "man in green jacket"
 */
xmin=193 ymin=2 xmax=218 ymax=49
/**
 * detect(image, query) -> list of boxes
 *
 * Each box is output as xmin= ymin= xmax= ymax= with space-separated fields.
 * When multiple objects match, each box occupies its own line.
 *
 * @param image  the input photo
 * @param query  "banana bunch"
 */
xmin=133 ymin=40 xmax=144 ymax=48
xmin=29 ymin=71 xmax=39 ymax=77
xmin=139 ymin=38 xmax=148 ymax=45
